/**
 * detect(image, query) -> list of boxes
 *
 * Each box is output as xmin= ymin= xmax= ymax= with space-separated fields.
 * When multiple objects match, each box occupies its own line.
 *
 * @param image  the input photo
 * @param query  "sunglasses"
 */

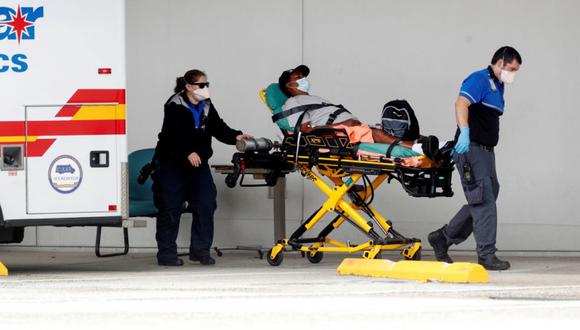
xmin=190 ymin=82 xmax=210 ymax=88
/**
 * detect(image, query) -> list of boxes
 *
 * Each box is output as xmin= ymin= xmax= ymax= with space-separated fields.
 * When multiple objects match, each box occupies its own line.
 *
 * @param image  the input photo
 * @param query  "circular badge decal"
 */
xmin=48 ymin=155 xmax=83 ymax=194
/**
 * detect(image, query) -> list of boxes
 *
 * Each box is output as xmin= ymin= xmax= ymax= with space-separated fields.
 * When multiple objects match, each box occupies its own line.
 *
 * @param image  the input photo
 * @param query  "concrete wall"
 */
xmin=5 ymin=0 xmax=580 ymax=253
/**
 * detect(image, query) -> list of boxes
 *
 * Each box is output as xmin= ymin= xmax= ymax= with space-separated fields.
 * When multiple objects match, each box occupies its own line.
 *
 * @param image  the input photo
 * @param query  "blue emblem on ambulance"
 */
xmin=49 ymin=155 xmax=83 ymax=194
xmin=0 ymin=5 xmax=44 ymax=44
xmin=55 ymin=165 xmax=76 ymax=175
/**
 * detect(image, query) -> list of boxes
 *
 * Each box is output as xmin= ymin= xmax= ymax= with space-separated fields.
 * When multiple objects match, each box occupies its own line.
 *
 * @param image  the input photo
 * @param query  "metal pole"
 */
xmin=273 ymin=176 xmax=286 ymax=241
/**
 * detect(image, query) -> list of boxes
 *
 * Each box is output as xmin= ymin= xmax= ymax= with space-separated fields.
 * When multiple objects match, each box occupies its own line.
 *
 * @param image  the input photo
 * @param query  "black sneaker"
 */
xmin=420 ymin=135 xmax=440 ymax=161
xmin=478 ymin=254 xmax=510 ymax=271
xmin=427 ymin=229 xmax=453 ymax=263
xmin=199 ymin=256 xmax=216 ymax=265
xmin=189 ymin=255 xmax=216 ymax=266
xmin=158 ymin=258 xmax=184 ymax=266
xmin=188 ymin=254 xmax=200 ymax=262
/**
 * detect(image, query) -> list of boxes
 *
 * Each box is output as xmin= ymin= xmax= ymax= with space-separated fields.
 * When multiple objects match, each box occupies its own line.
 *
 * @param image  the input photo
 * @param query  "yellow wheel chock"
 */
xmin=0 ymin=261 xmax=7 ymax=276
xmin=337 ymin=258 xmax=488 ymax=283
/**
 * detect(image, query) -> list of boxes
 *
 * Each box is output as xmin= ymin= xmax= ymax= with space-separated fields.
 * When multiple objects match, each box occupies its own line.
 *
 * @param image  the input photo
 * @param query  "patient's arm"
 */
xmin=371 ymin=129 xmax=413 ymax=148
xmin=330 ymin=119 xmax=362 ymax=127
xmin=299 ymin=119 xmax=362 ymax=133
xmin=301 ymin=120 xmax=413 ymax=149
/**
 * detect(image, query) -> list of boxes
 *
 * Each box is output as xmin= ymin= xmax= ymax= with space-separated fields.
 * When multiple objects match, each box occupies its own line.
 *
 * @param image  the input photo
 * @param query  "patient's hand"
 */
xmin=300 ymin=123 xmax=314 ymax=133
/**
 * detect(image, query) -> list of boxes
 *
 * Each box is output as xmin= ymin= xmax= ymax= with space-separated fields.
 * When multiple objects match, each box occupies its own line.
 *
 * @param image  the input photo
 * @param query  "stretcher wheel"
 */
xmin=267 ymin=248 xmax=284 ymax=266
xmin=404 ymin=247 xmax=421 ymax=261
xmin=225 ymin=174 xmax=238 ymax=188
xmin=306 ymin=251 xmax=323 ymax=264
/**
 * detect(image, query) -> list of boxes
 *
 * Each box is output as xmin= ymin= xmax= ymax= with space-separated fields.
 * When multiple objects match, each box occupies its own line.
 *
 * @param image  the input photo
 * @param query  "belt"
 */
xmin=470 ymin=142 xmax=494 ymax=152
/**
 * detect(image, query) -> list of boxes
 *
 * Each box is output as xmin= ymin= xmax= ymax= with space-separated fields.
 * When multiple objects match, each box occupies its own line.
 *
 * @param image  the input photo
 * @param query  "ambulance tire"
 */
xmin=0 ymin=227 xmax=24 ymax=244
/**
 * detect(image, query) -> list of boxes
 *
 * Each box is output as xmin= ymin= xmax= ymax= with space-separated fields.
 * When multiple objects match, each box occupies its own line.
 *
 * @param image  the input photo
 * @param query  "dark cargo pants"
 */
xmin=442 ymin=144 xmax=500 ymax=257
xmin=152 ymin=163 xmax=217 ymax=262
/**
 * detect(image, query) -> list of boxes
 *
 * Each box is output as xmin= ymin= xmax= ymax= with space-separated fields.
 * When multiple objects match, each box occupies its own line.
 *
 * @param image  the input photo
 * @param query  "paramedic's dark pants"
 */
xmin=153 ymin=163 xmax=217 ymax=262
xmin=442 ymin=144 xmax=500 ymax=257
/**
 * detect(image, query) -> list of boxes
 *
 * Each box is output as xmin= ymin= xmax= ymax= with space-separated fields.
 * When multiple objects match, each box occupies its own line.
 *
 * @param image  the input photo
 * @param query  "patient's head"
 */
xmin=279 ymin=65 xmax=310 ymax=97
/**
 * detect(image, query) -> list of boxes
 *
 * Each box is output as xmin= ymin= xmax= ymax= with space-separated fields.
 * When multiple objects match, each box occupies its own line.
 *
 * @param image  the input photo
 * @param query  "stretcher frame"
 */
xmin=223 ymin=89 xmax=454 ymax=266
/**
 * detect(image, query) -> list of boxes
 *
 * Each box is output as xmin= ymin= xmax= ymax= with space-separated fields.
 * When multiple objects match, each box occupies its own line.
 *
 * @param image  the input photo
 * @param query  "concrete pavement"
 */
xmin=1 ymin=250 xmax=580 ymax=329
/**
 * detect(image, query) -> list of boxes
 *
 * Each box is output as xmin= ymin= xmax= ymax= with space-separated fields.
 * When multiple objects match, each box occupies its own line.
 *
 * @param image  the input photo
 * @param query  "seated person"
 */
xmin=277 ymin=65 xmax=441 ymax=160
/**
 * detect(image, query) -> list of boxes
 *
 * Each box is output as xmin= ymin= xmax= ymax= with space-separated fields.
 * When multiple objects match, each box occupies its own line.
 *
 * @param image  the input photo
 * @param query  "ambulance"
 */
xmin=0 ymin=0 xmax=129 ymax=252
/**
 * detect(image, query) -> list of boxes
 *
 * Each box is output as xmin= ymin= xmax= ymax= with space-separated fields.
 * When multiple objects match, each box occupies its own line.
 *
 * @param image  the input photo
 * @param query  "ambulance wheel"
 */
xmin=267 ymin=248 xmax=284 ymax=266
xmin=306 ymin=251 xmax=323 ymax=264
xmin=404 ymin=247 xmax=421 ymax=261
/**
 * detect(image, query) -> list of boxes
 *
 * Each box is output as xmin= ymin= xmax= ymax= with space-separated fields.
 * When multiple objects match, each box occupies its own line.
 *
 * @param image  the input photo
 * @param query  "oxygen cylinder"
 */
xmin=236 ymin=138 xmax=274 ymax=152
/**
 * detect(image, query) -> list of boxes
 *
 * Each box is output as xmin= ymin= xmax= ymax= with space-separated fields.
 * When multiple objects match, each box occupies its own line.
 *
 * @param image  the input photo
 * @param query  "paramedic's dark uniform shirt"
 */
xmin=455 ymin=66 xmax=505 ymax=147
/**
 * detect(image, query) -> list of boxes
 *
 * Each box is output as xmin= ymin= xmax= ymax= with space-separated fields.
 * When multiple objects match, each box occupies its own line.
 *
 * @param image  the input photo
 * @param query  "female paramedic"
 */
xmin=152 ymin=69 xmax=252 ymax=266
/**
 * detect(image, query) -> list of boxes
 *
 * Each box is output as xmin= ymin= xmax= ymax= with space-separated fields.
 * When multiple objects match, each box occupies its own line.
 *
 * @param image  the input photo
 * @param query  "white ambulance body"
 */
xmin=0 ymin=0 xmax=128 ymax=242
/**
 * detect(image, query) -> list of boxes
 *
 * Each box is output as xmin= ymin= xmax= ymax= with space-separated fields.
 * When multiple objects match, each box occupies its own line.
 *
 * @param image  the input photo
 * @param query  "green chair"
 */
xmin=95 ymin=148 xmax=157 ymax=257
xmin=128 ymin=148 xmax=157 ymax=217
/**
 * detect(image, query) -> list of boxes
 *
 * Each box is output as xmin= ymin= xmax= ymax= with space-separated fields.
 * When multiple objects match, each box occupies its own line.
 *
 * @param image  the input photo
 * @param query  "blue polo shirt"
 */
xmin=183 ymin=97 xmax=205 ymax=128
xmin=456 ymin=66 xmax=505 ymax=147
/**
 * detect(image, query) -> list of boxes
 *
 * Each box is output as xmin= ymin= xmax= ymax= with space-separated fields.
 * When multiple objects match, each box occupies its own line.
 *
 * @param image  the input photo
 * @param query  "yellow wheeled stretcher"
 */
xmin=223 ymin=84 xmax=488 ymax=283
xmin=228 ymin=128 xmax=452 ymax=264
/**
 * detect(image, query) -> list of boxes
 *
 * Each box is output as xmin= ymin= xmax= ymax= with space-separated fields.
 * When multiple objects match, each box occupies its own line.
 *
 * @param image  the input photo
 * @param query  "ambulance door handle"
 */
xmin=90 ymin=151 xmax=109 ymax=168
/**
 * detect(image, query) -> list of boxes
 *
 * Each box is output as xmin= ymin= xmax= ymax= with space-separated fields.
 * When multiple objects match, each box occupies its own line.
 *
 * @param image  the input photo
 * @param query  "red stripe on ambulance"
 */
xmin=0 ymin=120 xmax=126 ymax=137
xmin=25 ymin=139 xmax=56 ymax=157
xmin=55 ymin=89 xmax=126 ymax=117
xmin=27 ymin=120 xmax=126 ymax=136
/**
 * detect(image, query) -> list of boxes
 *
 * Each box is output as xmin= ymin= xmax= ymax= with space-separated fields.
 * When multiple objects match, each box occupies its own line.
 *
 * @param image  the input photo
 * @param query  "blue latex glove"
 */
xmin=454 ymin=127 xmax=470 ymax=154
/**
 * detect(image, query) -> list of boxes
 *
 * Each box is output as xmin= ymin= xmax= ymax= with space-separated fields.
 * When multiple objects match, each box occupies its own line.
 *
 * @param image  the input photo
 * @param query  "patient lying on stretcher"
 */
xmin=277 ymin=65 xmax=445 ymax=162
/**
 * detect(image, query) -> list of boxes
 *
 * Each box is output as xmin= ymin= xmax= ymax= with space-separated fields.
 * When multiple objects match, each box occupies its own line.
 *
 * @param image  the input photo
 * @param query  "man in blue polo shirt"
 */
xmin=428 ymin=46 xmax=522 ymax=271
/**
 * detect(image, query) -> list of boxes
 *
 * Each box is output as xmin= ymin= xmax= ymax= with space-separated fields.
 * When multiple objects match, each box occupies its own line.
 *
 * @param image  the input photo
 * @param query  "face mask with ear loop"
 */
xmin=295 ymin=78 xmax=311 ymax=92
xmin=500 ymin=69 xmax=516 ymax=84
xmin=193 ymin=87 xmax=210 ymax=101
xmin=498 ymin=49 xmax=517 ymax=84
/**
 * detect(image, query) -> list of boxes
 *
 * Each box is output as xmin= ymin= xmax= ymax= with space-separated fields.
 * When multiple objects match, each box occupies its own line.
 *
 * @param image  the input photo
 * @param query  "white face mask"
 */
xmin=193 ymin=87 xmax=210 ymax=101
xmin=500 ymin=69 xmax=516 ymax=84
xmin=296 ymin=78 xmax=310 ymax=93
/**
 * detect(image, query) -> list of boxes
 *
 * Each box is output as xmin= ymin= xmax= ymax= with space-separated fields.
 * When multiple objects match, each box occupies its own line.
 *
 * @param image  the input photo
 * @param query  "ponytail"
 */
xmin=174 ymin=76 xmax=187 ymax=94
xmin=173 ymin=69 xmax=207 ymax=94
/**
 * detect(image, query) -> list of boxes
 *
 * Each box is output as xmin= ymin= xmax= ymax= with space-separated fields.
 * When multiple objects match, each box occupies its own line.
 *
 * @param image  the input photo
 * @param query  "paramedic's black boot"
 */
xmin=189 ymin=255 xmax=216 ymax=265
xmin=428 ymin=228 xmax=453 ymax=263
xmin=158 ymin=258 xmax=184 ymax=266
xmin=420 ymin=135 xmax=440 ymax=161
xmin=200 ymin=256 xmax=216 ymax=265
xmin=478 ymin=254 xmax=510 ymax=271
